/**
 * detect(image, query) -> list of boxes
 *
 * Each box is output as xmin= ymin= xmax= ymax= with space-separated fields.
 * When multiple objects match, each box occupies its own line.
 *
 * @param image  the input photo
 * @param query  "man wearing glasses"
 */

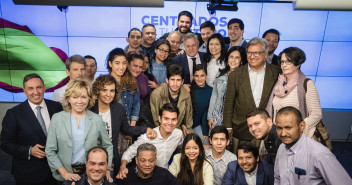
xmin=171 ymin=33 xmax=207 ymax=85
xmin=223 ymin=37 xmax=280 ymax=153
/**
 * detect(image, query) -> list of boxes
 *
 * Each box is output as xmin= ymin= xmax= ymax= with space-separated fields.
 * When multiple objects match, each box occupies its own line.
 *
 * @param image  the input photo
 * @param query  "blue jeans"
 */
xmin=193 ymin=125 xmax=210 ymax=145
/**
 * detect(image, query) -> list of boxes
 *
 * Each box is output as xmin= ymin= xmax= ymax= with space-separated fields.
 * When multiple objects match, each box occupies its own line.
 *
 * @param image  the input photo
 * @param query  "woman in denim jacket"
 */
xmin=106 ymin=48 xmax=140 ymax=154
xmin=207 ymin=46 xmax=246 ymax=129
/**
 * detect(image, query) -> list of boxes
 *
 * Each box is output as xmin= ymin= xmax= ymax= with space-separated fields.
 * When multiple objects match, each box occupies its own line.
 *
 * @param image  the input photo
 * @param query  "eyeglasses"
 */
xmin=280 ymin=60 xmax=293 ymax=65
xmin=247 ymin=51 xmax=264 ymax=57
xmin=157 ymin=48 xmax=170 ymax=54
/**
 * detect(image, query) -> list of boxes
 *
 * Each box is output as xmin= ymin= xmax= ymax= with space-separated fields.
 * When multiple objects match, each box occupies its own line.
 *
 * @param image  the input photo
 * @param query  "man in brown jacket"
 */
xmin=223 ymin=37 xmax=280 ymax=152
xmin=150 ymin=64 xmax=193 ymax=136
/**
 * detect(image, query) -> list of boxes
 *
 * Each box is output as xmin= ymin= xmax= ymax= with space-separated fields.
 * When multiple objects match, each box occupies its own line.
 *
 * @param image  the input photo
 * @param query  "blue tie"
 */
xmin=36 ymin=106 xmax=47 ymax=136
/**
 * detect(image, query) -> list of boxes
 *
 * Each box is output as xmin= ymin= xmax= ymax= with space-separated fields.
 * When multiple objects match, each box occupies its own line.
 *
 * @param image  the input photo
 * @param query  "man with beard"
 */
xmin=160 ymin=11 xmax=202 ymax=48
xmin=222 ymin=143 xmax=274 ymax=185
xmin=224 ymin=18 xmax=247 ymax=50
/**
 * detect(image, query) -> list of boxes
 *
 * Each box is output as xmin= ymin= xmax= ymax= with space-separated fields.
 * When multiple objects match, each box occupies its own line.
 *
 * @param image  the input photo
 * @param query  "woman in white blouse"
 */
xmin=204 ymin=33 xmax=227 ymax=87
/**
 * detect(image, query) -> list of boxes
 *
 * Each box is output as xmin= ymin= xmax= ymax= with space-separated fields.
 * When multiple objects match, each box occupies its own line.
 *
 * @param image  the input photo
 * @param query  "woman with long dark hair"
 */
xmin=90 ymin=75 xmax=156 ymax=177
xmin=149 ymin=39 xmax=171 ymax=85
xmin=205 ymin=33 xmax=227 ymax=87
xmin=169 ymin=133 xmax=213 ymax=185
xmin=208 ymin=46 xmax=246 ymax=129
xmin=190 ymin=64 xmax=213 ymax=145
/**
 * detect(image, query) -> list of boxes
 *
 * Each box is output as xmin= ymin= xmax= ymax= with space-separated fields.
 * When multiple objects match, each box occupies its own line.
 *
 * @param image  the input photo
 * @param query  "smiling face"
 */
xmin=67 ymin=62 xmax=86 ymax=81
xmin=185 ymin=139 xmax=200 ymax=161
xmin=264 ymin=33 xmax=279 ymax=54
xmin=142 ymin=26 xmax=156 ymax=46
xmin=155 ymin=44 xmax=170 ymax=63
xmin=158 ymin=110 xmax=178 ymax=135
xmin=247 ymin=114 xmax=273 ymax=140
xmin=281 ymin=53 xmax=300 ymax=77
xmin=228 ymin=50 xmax=242 ymax=70
xmin=210 ymin=133 xmax=229 ymax=154
xmin=167 ymin=33 xmax=182 ymax=53
xmin=135 ymin=150 xmax=156 ymax=179
xmin=109 ymin=56 xmax=128 ymax=79
xmin=201 ymin=27 xmax=215 ymax=44
xmin=228 ymin=23 xmax=244 ymax=43
xmin=142 ymin=56 xmax=149 ymax=72
xmin=237 ymin=149 xmax=259 ymax=174
xmin=128 ymin=58 xmax=144 ymax=77
xmin=209 ymin=37 xmax=221 ymax=59
xmin=247 ymin=43 xmax=267 ymax=70
xmin=193 ymin=69 xmax=206 ymax=87
xmin=184 ymin=37 xmax=198 ymax=57
xmin=24 ymin=77 xmax=45 ymax=105
xmin=177 ymin=15 xmax=192 ymax=34
xmin=68 ymin=87 xmax=89 ymax=115
xmin=85 ymin=150 xmax=108 ymax=184
xmin=98 ymin=83 xmax=115 ymax=105
xmin=276 ymin=112 xmax=305 ymax=148
xmin=126 ymin=30 xmax=142 ymax=50
xmin=166 ymin=75 xmax=184 ymax=94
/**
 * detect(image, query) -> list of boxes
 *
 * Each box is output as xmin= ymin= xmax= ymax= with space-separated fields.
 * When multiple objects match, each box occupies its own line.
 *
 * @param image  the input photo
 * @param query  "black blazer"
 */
xmin=90 ymin=100 xmax=147 ymax=174
xmin=171 ymin=52 xmax=207 ymax=84
xmin=1 ymin=99 xmax=62 ymax=183
xmin=271 ymin=54 xmax=280 ymax=67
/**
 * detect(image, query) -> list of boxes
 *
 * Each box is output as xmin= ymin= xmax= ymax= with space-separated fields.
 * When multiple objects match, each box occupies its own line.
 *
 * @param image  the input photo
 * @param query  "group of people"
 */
xmin=1 ymin=10 xmax=352 ymax=185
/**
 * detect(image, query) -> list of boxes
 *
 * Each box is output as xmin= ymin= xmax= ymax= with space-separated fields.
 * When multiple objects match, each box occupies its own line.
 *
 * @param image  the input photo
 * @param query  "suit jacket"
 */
xmin=271 ymin=54 xmax=280 ymax=67
xmin=90 ymin=100 xmax=147 ymax=174
xmin=171 ymin=52 xmax=207 ymax=84
xmin=223 ymin=64 xmax=280 ymax=141
xmin=222 ymin=160 xmax=274 ymax=185
xmin=63 ymin=172 xmax=116 ymax=185
xmin=1 ymin=99 xmax=62 ymax=183
xmin=45 ymin=110 xmax=113 ymax=181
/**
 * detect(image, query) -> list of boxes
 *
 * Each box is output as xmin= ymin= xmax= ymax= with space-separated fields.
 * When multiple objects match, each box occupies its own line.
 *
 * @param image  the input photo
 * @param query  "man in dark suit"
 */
xmin=1 ymin=73 xmax=63 ymax=185
xmin=171 ymin=33 xmax=207 ymax=85
xmin=262 ymin=29 xmax=280 ymax=67
xmin=223 ymin=37 xmax=280 ymax=153
xmin=222 ymin=143 xmax=274 ymax=185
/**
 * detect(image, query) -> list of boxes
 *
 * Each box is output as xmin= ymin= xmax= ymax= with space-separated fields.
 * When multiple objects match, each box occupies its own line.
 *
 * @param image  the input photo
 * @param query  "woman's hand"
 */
xmin=106 ymin=170 xmax=113 ymax=182
xmin=148 ymin=81 xmax=159 ymax=89
xmin=208 ymin=119 xmax=215 ymax=129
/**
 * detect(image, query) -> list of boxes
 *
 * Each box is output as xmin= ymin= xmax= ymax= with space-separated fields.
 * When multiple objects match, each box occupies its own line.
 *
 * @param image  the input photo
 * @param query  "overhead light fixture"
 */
xmin=207 ymin=0 xmax=239 ymax=15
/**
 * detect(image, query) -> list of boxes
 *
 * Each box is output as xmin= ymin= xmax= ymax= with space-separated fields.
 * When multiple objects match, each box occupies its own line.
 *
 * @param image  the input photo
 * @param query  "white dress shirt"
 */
xmin=186 ymin=53 xmax=202 ymax=82
xmin=248 ymin=63 xmax=266 ymax=107
xmin=28 ymin=100 xmax=50 ymax=132
xmin=52 ymin=84 xmax=67 ymax=105
xmin=121 ymin=126 xmax=183 ymax=168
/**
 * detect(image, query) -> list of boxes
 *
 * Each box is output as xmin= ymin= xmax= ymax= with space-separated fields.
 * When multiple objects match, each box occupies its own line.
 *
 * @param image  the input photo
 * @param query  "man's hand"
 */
xmin=228 ymin=129 xmax=233 ymax=138
xmin=177 ymin=50 xmax=185 ymax=55
xmin=31 ymin=144 xmax=46 ymax=159
xmin=146 ymin=128 xmax=157 ymax=140
xmin=181 ymin=125 xmax=188 ymax=136
xmin=208 ymin=119 xmax=215 ymax=129
xmin=116 ymin=165 xmax=128 ymax=179
xmin=106 ymin=170 xmax=113 ymax=182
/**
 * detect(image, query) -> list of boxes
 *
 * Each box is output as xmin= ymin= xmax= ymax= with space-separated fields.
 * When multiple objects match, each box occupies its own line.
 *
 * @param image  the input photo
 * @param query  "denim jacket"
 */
xmin=119 ymin=89 xmax=140 ymax=122
xmin=207 ymin=72 xmax=228 ymax=120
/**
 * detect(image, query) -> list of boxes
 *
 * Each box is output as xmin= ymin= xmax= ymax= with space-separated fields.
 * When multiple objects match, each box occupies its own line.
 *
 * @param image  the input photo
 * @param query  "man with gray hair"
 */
xmin=52 ymin=55 xmax=86 ymax=104
xmin=223 ymin=37 xmax=280 ymax=153
xmin=171 ymin=33 xmax=207 ymax=85
xmin=116 ymin=143 xmax=180 ymax=185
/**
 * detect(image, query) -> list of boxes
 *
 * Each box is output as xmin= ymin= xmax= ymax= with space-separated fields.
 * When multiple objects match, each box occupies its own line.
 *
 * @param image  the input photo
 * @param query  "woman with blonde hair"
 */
xmin=46 ymin=80 xmax=113 ymax=184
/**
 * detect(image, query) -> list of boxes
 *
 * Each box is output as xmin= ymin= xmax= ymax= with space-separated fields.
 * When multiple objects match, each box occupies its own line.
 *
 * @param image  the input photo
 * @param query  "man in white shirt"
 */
xmin=117 ymin=103 xmax=183 ymax=179
xmin=205 ymin=126 xmax=237 ymax=185
xmin=1 ymin=73 xmax=63 ymax=185
xmin=52 ymin=55 xmax=86 ymax=104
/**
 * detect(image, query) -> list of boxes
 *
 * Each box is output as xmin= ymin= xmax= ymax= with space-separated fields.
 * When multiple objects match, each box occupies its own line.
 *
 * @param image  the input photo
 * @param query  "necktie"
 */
xmin=36 ymin=106 xmax=47 ymax=136
xmin=191 ymin=57 xmax=197 ymax=70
